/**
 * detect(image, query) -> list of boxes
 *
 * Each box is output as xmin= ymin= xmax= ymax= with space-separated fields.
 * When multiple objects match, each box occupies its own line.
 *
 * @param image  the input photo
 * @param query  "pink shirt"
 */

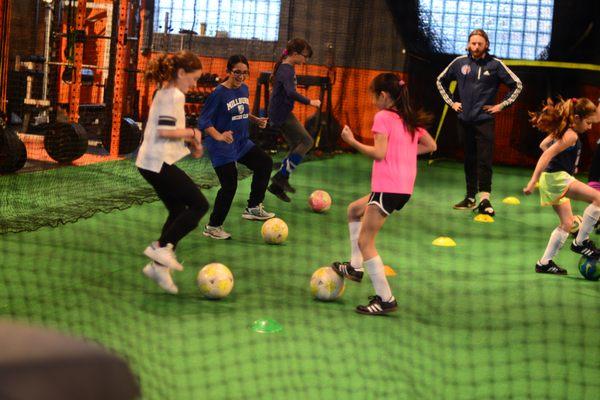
xmin=371 ymin=110 xmax=426 ymax=194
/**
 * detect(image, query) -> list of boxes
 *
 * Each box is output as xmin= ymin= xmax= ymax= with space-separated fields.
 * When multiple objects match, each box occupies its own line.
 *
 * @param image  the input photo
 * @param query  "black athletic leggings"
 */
xmin=209 ymin=145 xmax=273 ymax=227
xmin=139 ymin=163 xmax=209 ymax=247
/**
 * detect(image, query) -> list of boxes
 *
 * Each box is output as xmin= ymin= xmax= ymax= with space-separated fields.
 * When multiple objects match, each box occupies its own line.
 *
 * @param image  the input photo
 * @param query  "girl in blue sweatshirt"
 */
xmin=267 ymin=38 xmax=322 ymax=202
xmin=198 ymin=55 xmax=275 ymax=240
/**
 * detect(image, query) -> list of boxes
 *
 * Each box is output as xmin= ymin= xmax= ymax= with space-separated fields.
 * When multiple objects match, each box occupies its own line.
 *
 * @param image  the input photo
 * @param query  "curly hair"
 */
xmin=529 ymin=97 xmax=596 ymax=140
xmin=145 ymin=50 xmax=203 ymax=83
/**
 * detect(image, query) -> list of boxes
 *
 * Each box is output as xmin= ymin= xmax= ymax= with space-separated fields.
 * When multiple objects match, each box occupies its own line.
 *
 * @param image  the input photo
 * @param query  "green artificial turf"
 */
xmin=1 ymin=154 xmax=598 ymax=399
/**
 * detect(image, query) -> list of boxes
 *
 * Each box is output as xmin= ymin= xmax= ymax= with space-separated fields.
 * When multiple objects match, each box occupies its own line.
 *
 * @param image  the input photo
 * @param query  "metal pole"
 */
xmin=42 ymin=0 xmax=53 ymax=102
xmin=68 ymin=0 xmax=88 ymax=123
xmin=164 ymin=11 xmax=169 ymax=51
xmin=0 ymin=0 xmax=11 ymax=113
xmin=110 ymin=0 xmax=130 ymax=156
xmin=138 ymin=0 xmax=152 ymax=120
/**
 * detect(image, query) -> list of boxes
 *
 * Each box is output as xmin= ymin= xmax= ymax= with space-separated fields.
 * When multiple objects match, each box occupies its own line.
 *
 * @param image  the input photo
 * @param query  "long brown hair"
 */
xmin=270 ymin=38 xmax=313 ymax=84
xmin=529 ymin=97 xmax=596 ymax=140
xmin=145 ymin=50 xmax=203 ymax=84
xmin=370 ymin=73 xmax=433 ymax=136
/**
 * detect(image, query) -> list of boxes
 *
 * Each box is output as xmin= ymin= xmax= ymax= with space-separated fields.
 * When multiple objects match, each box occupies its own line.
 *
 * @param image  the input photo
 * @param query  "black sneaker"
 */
xmin=535 ymin=260 xmax=567 ymax=275
xmin=272 ymin=172 xmax=296 ymax=193
xmin=267 ymin=183 xmax=291 ymax=202
xmin=570 ymin=239 xmax=600 ymax=259
xmin=477 ymin=199 xmax=495 ymax=216
xmin=331 ymin=261 xmax=364 ymax=283
xmin=355 ymin=295 xmax=398 ymax=315
xmin=453 ymin=197 xmax=477 ymax=210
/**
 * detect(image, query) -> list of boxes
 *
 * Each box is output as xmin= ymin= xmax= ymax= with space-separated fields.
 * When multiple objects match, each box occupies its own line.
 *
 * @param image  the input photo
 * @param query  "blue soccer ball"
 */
xmin=577 ymin=256 xmax=600 ymax=281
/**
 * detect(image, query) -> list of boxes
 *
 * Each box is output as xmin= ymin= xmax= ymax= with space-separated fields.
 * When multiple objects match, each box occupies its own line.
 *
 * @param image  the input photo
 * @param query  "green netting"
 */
xmin=1 ymin=155 xmax=598 ymax=399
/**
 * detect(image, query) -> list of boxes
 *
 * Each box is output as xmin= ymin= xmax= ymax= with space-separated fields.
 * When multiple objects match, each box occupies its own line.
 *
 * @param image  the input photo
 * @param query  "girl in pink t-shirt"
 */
xmin=332 ymin=73 xmax=436 ymax=315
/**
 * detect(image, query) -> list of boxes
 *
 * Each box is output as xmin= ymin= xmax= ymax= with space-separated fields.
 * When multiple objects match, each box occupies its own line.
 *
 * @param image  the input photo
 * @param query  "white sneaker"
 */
xmin=242 ymin=203 xmax=275 ymax=221
xmin=203 ymin=225 xmax=232 ymax=240
xmin=142 ymin=262 xmax=178 ymax=294
xmin=143 ymin=242 xmax=184 ymax=271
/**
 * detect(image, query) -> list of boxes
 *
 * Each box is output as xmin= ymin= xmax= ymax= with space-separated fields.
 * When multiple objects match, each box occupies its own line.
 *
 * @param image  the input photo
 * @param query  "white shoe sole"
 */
xmin=143 ymin=246 xmax=184 ymax=271
xmin=453 ymin=205 xmax=477 ymax=210
xmin=202 ymin=231 xmax=231 ymax=240
xmin=143 ymin=264 xmax=178 ymax=294
xmin=241 ymin=213 xmax=275 ymax=221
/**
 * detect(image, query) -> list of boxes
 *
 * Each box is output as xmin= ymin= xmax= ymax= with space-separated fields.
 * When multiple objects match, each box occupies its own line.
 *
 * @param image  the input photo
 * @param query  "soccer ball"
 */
xmin=308 ymin=190 xmax=332 ymax=213
xmin=310 ymin=266 xmax=345 ymax=301
xmin=261 ymin=218 xmax=288 ymax=244
xmin=570 ymin=215 xmax=583 ymax=235
xmin=197 ymin=263 xmax=234 ymax=299
xmin=577 ymin=256 xmax=600 ymax=281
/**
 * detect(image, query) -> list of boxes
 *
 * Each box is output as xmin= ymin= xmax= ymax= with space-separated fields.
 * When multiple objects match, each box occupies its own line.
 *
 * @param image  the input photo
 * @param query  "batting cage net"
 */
xmin=1 ymin=1 xmax=599 ymax=399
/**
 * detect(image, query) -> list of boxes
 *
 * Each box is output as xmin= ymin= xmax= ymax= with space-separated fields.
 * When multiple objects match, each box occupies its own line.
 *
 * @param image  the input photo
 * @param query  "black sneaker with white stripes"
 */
xmin=453 ymin=197 xmax=476 ymax=210
xmin=331 ymin=261 xmax=364 ymax=283
xmin=535 ymin=260 xmax=567 ymax=275
xmin=476 ymin=199 xmax=495 ymax=216
xmin=570 ymin=239 xmax=600 ymax=259
xmin=355 ymin=295 xmax=398 ymax=315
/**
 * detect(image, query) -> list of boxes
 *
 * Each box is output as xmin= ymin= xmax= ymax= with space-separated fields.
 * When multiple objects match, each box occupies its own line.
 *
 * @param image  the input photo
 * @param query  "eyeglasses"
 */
xmin=231 ymin=70 xmax=249 ymax=76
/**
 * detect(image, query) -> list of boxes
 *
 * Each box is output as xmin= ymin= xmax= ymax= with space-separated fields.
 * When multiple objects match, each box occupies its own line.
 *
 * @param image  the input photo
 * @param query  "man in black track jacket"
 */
xmin=437 ymin=29 xmax=522 ymax=216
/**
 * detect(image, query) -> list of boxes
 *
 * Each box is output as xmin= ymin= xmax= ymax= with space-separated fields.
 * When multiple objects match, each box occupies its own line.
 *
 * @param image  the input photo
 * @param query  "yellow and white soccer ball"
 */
xmin=261 ymin=217 xmax=288 ymax=244
xmin=571 ymin=215 xmax=583 ymax=235
xmin=310 ymin=266 xmax=345 ymax=301
xmin=197 ymin=263 xmax=234 ymax=299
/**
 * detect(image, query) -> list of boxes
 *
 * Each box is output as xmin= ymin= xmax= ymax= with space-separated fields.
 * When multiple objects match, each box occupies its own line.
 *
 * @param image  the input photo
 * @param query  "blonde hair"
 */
xmin=145 ymin=51 xmax=202 ymax=83
xmin=529 ymin=97 xmax=596 ymax=139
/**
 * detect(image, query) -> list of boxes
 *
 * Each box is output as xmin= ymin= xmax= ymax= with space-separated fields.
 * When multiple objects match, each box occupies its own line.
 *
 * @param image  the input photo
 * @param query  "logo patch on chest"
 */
xmin=461 ymin=65 xmax=471 ymax=75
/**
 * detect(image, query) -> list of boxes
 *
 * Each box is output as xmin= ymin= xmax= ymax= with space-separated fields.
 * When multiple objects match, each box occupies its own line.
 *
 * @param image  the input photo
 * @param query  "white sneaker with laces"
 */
xmin=242 ymin=203 xmax=275 ymax=221
xmin=143 ymin=242 xmax=183 ymax=271
xmin=203 ymin=225 xmax=232 ymax=240
xmin=142 ymin=262 xmax=178 ymax=294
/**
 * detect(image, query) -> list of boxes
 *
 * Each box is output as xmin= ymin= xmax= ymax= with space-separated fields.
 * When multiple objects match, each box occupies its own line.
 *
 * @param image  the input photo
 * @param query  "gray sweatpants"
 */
xmin=278 ymin=113 xmax=314 ymax=157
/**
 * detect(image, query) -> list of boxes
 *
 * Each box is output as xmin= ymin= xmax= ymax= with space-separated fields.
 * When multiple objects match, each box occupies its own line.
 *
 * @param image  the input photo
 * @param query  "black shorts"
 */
xmin=368 ymin=192 xmax=411 ymax=215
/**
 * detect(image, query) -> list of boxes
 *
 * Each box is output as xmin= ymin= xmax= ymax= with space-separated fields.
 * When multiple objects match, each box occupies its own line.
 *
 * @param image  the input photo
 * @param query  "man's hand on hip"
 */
xmin=452 ymin=102 xmax=463 ymax=112
xmin=483 ymin=104 xmax=503 ymax=114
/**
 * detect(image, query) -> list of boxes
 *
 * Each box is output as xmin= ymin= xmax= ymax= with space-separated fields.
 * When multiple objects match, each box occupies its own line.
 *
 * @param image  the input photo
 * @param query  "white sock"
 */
xmin=479 ymin=192 xmax=490 ymax=201
xmin=540 ymin=227 xmax=569 ymax=265
xmin=575 ymin=204 xmax=600 ymax=245
xmin=364 ymin=255 xmax=394 ymax=302
xmin=349 ymin=221 xmax=363 ymax=270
